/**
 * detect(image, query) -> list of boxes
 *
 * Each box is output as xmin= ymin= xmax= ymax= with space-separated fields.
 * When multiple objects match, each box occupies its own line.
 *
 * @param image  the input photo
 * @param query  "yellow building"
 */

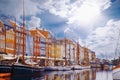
xmin=6 ymin=29 xmax=15 ymax=54
xmin=0 ymin=20 xmax=15 ymax=54
xmin=49 ymin=44 xmax=61 ymax=58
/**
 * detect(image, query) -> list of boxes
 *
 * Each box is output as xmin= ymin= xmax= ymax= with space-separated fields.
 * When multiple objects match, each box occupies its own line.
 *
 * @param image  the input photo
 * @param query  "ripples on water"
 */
xmin=0 ymin=68 xmax=113 ymax=80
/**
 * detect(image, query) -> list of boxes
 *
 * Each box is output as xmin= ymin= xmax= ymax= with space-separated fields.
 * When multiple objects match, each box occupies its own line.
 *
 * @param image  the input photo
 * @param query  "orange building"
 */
xmin=30 ymin=28 xmax=61 ymax=58
xmin=0 ymin=20 xmax=5 ymax=52
xmin=30 ymin=28 xmax=51 ymax=57
xmin=91 ymin=51 xmax=96 ymax=62
xmin=2 ymin=19 xmax=26 ymax=58
xmin=83 ymin=47 xmax=89 ymax=66
xmin=0 ymin=20 xmax=15 ymax=55
xmin=6 ymin=29 xmax=15 ymax=54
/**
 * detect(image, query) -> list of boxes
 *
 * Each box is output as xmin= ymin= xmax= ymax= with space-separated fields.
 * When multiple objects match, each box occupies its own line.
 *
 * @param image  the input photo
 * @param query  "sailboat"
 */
xmin=112 ymin=29 xmax=120 ymax=79
xmin=12 ymin=0 xmax=45 ymax=74
xmin=113 ymin=65 xmax=120 ymax=79
xmin=12 ymin=29 xmax=45 ymax=74
xmin=0 ymin=18 xmax=17 ymax=73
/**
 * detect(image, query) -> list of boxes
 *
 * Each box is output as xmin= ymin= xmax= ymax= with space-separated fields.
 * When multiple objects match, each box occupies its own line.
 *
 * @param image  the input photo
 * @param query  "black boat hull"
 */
xmin=12 ymin=64 xmax=44 ymax=74
xmin=0 ymin=64 xmax=11 ymax=73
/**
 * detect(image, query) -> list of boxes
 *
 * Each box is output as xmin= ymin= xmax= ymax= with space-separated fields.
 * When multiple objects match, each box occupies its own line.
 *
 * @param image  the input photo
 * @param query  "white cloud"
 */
xmin=0 ymin=0 xmax=111 ymax=30
xmin=43 ymin=0 xmax=111 ymax=25
xmin=27 ymin=16 xmax=41 ymax=29
xmin=41 ymin=0 xmax=112 ymax=41
xmin=86 ymin=20 xmax=120 ymax=59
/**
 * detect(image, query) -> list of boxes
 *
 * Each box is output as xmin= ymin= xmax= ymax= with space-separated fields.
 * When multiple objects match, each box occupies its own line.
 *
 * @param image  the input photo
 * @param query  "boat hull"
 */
xmin=72 ymin=65 xmax=82 ymax=70
xmin=45 ymin=66 xmax=58 ymax=71
xmin=62 ymin=66 xmax=71 ymax=71
xmin=81 ymin=66 xmax=91 ymax=69
xmin=113 ymin=66 xmax=120 ymax=79
xmin=0 ymin=64 xmax=12 ymax=73
xmin=45 ymin=66 xmax=71 ymax=71
xmin=12 ymin=64 xmax=44 ymax=74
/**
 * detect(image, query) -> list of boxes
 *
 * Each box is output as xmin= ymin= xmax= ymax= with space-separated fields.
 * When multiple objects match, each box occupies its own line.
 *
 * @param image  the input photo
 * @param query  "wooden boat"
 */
xmin=0 ymin=64 xmax=12 ymax=73
xmin=0 ymin=19 xmax=17 ymax=73
xmin=12 ymin=56 xmax=44 ymax=74
xmin=12 ymin=63 xmax=44 ymax=74
xmin=0 ymin=55 xmax=12 ymax=73
xmin=0 ymin=53 xmax=16 ymax=73
xmin=12 ymin=0 xmax=45 ymax=74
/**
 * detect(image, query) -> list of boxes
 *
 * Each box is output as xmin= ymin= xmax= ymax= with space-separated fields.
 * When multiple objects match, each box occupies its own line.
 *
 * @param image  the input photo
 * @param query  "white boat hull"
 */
xmin=45 ymin=66 xmax=71 ymax=71
xmin=62 ymin=66 xmax=71 ymax=71
xmin=113 ymin=67 xmax=120 ymax=79
xmin=72 ymin=65 xmax=82 ymax=70
xmin=45 ymin=66 xmax=58 ymax=71
xmin=81 ymin=66 xmax=91 ymax=69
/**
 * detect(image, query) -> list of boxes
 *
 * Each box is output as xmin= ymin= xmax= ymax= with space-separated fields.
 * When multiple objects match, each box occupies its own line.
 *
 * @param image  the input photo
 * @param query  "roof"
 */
xmin=29 ymin=28 xmax=50 ymax=39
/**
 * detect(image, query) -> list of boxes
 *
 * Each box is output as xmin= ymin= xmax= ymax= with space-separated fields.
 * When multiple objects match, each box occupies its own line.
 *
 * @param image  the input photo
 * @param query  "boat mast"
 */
xmin=113 ymin=28 xmax=120 ymax=66
xmin=48 ymin=37 xmax=50 ymax=66
xmin=35 ymin=28 xmax=37 ymax=62
xmin=76 ymin=43 xmax=80 ymax=65
xmin=73 ymin=43 xmax=75 ymax=65
xmin=54 ymin=36 xmax=56 ymax=66
xmin=114 ymin=29 xmax=120 ymax=60
xmin=65 ymin=38 xmax=67 ymax=66
xmin=68 ymin=40 xmax=71 ymax=66
xmin=45 ymin=37 xmax=49 ymax=66
xmin=5 ymin=22 xmax=6 ymax=53
xmin=14 ymin=18 xmax=16 ymax=56
xmin=22 ymin=0 xmax=25 ymax=63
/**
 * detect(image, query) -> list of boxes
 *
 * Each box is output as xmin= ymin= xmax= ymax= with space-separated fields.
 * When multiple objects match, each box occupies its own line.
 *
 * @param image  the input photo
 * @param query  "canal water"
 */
xmin=0 ymin=68 xmax=113 ymax=80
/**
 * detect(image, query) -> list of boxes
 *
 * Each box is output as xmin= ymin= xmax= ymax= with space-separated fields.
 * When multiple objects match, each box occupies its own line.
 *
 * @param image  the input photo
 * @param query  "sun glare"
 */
xmin=76 ymin=4 xmax=101 ymax=24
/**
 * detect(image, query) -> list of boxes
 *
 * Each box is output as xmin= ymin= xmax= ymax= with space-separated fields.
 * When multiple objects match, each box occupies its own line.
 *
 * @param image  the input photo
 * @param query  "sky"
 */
xmin=0 ymin=0 xmax=120 ymax=59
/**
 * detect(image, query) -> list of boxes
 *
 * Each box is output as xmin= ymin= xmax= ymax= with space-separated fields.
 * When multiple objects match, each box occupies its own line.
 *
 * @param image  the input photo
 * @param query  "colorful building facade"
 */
xmin=0 ymin=20 xmax=5 ymax=52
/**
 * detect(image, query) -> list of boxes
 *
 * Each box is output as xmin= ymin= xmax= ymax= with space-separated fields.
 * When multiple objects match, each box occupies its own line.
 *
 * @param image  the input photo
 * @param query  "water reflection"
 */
xmin=0 ymin=73 xmax=11 ymax=80
xmin=43 ymin=69 xmax=96 ymax=80
xmin=0 ymin=68 xmax=113 ymax=80
xmin=43 ymin=69 xmax=112 ymax=80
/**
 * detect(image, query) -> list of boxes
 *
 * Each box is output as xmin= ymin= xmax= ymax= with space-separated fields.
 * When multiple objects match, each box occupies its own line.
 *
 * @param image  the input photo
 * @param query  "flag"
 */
xmin=4 ymin=23 xmax=14 ymax=31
